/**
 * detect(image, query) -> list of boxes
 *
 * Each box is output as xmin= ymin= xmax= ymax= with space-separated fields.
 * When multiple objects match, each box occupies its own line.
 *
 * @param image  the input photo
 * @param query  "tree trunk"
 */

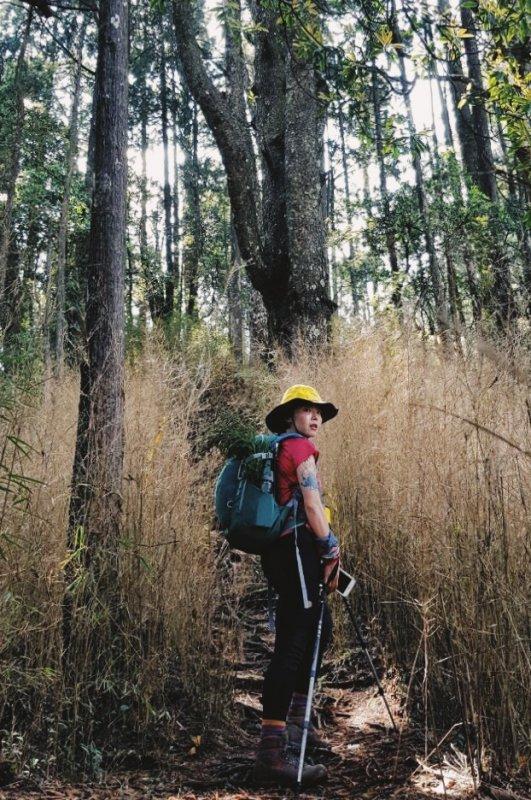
xmin=438 ymin=87 xmax=481 ymax=322
xmin=159 ymin=17 xmax=174 ymax=318
xmin=327 ymin=154 xmax=338 ymax=306
xmin=172 ymin=0 xmax=263 ymax=286
xmin=2 ymin=247 xmax=23 ymax=373
xmin=170 ymin=66 xmax=181 ymax=317
xmin=460 ymin=2 xmax=514 ymax=325
xmin=248 ymin=0 xmax=291 ymax=350
xmin=43 ymin=240 xmax=53 ymax=398
xmin=249 ymin=286 xmax=268 ymax=364
xmin=392 ymin=4 xmax=449 ymax=336
xmin=138 ymin=18 xmax=149 ymax=309
xmin=55 ymin=17 xmax=87 ymax=376
xmin=181 ymin=97 xmax=202 ymax=320
xmin=228 ymin=219 xmax=244 ymax=362
xmin=459 ymin=5 xmax=498 ymax=202
xmin=371 ymin=66 xmax=401 ymax=310
xmin=0 ymin=8 xmax=33 ymax=318
xmin=337 ymin=108 xmax=360 ymax=315
xmin=282 ymin=48 xmax=334 ymax=350
xmin=64 ymin=0 xmax=128 ymax=682
xmin=172 ymin=0 xmax=334 ymax=352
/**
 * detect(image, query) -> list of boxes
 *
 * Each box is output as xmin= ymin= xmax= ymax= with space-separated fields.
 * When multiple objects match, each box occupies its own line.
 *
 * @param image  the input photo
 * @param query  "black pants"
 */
xmin=260 ymin=528 xmax=333 ymax=721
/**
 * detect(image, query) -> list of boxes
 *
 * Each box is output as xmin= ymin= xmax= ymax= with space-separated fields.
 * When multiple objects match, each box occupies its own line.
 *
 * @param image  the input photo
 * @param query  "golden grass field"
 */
xmin=0 ymin=327 xmax=529 ymax=777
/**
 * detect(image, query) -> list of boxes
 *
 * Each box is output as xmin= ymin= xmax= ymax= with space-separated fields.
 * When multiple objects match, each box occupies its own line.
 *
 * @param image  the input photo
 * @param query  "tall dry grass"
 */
xmin=0 ymin=328 xmax=529 ymax=779
xmin=0 ymin=344 xmax=239 ymax=773
xmin=275 ymin=327 xmax=530 ymax=777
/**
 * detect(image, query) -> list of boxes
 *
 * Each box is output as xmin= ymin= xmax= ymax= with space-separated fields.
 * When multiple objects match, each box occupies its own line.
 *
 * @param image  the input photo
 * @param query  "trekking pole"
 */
xmin=341 ymin=595 xmax=398 ymax=733
xmin=296 ymin=581 xmax=326 ymax=792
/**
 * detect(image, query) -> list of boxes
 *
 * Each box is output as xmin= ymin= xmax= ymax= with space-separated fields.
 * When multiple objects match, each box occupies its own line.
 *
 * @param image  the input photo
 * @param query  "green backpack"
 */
xmin=214 ymin=432 xmax=305 ymax=555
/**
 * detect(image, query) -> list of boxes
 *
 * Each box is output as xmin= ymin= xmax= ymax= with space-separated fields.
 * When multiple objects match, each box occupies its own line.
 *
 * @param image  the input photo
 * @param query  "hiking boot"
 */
xmin=251 ymin=731 xmax=327 ymax=787
xmin=287 ymin=716 xmax=328 ymax=750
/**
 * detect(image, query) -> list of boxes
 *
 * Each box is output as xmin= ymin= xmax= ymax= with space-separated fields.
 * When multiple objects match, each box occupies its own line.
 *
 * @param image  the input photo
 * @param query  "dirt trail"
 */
xmin=0 ymin=588 xmax=521 ymax=800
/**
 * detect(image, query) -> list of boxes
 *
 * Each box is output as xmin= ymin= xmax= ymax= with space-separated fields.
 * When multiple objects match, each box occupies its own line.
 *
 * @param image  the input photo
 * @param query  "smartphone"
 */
xmin=337 ymin=568 xmax=356 ymax=598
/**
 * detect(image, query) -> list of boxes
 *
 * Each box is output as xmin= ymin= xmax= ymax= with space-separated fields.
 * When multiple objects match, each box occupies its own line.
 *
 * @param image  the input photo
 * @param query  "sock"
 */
xmin=261 ymin=719 xmax=286 ymax=739
xmin=288 ymin=692 xmax=308 ymax=719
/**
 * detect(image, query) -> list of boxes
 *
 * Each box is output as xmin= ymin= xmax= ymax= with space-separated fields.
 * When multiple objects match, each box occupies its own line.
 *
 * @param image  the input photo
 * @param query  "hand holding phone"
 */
xmin=323 ymin=558 xmax=339 ymax=593
xmin=337 ymin=568 xmax=356 ymax=597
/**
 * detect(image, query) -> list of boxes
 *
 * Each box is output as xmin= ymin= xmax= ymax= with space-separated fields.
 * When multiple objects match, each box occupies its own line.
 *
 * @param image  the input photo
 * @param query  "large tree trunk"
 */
xmin=249 ymin=286 xmax=268 ymax=364
xmin=0 ymin=8 xmax=33 ymax=319
xmin=172 ymin=0 xmax=333 ymax=352
xmin=459 ymin=4 xmax=498 ymax=202
xmin=228 ymin=219 xmax=245 ymax=362
xmin=249 ymin=0 xmax=289 ymax=301
xmin=55 ymin=17 xmax=87 ymax=376
xmin=64 ymin=0 xmax=128 ymax=704
xmin=172 ymin=0 xmax=263 ymax=284
xmin=282 ymin=49 xmax=333 ymax=349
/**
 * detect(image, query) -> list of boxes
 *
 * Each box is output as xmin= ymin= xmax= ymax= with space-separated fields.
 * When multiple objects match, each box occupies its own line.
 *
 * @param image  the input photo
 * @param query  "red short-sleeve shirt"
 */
xmin=276 ymin=436 xmax=320 ymax=507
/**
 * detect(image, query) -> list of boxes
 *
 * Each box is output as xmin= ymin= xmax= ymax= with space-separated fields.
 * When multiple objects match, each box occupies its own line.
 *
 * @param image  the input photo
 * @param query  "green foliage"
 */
xmin=198 ymin=406 xmax=257 ymax=459
xmin=477 ymin=0 xmax=530 ymax=163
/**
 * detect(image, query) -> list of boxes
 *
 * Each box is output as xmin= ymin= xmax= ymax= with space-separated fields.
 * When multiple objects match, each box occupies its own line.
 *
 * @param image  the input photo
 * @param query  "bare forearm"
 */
xmin=304 ymin=502 xmax=330 ymax=539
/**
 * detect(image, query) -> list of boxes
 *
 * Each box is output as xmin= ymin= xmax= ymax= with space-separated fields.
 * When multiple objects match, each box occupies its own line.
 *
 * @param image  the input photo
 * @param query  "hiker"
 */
xmin=252 ymin=385 xmax=340 ymax=787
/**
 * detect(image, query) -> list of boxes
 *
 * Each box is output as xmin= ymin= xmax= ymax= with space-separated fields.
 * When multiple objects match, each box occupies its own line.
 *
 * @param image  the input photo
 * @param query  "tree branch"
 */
xmin=171 ymin=0 xmax=266 ymax=288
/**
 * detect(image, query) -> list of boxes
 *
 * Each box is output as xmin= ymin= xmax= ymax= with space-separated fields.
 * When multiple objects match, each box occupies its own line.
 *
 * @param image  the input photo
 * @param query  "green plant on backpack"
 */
xmin=201 ymin=408 xmax=258 ymax=459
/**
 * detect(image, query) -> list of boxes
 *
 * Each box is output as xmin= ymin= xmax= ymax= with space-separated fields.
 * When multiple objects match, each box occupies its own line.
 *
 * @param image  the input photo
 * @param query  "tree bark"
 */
xmin=159 ymin=17 xmax=175 ymax=318
xmin=248 ymin=0 xmax=286 ymax=293
xmin=228 ymin=219 xmax=244 ymax=362
xmin=65 ymin=0 xmax=128 ymax=636
xmin=459 ymin=2 xmax=514 ymax=325
xmin=172 ymin=0 xmax=334 ymax=352
xmin=55 ymin=17 xmax=87 ymax=376
xmin=0 ymin=8 xmax=33 ymax=318
xmin=172 ymin=0 xmax=263 ymax=288
xmin=327 ymin=153 xmax=338 ymax=306
xmin=249 ymin=286 xmax=268 ymax=364
xmin=43 ymin=239 xmax=53 ymax=396
xmin=170 ymin=66 xmax=181 ymax=317
xmin=459 ymin=4 xmax=498 ymax=202
xmin=282 ymin=48 xmax=334 ymax=350
xmin=181 ymin=97 xmax=202 ymax=319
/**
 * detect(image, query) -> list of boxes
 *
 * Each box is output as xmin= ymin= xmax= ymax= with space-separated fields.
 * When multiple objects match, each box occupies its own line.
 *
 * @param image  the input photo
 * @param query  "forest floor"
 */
xmin=1 ymin=588 xmax=527 ymax=800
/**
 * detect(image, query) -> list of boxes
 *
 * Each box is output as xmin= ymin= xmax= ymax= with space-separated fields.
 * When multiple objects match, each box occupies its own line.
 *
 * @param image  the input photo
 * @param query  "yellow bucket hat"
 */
xmin=265 ymin=384 xmax=338 ymax=434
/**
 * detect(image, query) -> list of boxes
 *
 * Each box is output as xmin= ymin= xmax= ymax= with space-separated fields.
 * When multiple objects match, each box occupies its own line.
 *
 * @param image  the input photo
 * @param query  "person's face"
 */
xmin=291 ymin=404 xmax=323 ymax=438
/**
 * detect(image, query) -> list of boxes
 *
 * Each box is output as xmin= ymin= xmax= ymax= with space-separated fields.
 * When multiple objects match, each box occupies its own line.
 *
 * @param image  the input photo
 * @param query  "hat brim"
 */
xmin=265 ymin=398 xmax=338 ymax=434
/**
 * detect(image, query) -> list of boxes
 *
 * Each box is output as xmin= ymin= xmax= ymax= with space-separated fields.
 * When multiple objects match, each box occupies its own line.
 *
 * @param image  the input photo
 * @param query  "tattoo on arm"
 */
xmin=298 ymin=457 xmax=319 ymax=492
